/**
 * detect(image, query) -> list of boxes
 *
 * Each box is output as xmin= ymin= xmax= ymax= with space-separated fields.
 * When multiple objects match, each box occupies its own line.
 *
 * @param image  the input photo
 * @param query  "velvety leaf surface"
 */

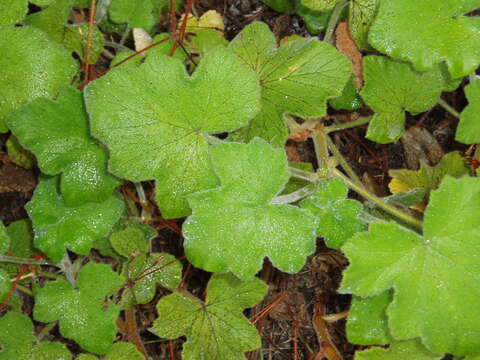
xmin=368 ymin=0 xmax=480 ymax=78
xmin=340 ymin=176 xmax=480 ymax=355
xmin=348 ymin=0 xmax=378 ymax=49
xmin=0 ymin=269 xmax=10 ymax=303
xmin=109 ymin=221 xmax=156 ymax=257
xmin=0 ymin=311 xmax=72 ymax=360
xmin=183 ymin=139 xmax=318 ymax=279
xmin=109 ymin=0 xmax=156 ymax=30
xmin=85 ymin=46 xmax=261 ymax=218
xmin=346 ymin=292 xmax=392 ymax=345
xmin=0 ymin=26 xmax=78 ymax=132
xmin=104 ymin=342 xmax=145 ymax=360
xmin=300 ymin=0 xmax=342 ymax=12
xmin=7 ymin=87 xmax=120 ymax=206
xmin=34 ymin=263 xmax=124 ymax=355
xmin=0 ymin=0 xmax=28 ymax=26
xmin=355 ymin=339 xmax=442 ymax=360
xmin=456 ymin=79 xmax=480 ymax=144
xmin=300 ymin=178 xmax=364 ymax=249
xmin=229 ymin=21 xmax=351 ymax=146
xmin=24 ymin=0 xmax=73 ymax=43
xmin=150 ymin=273 xmax=267 ymax=359
xmin=360 ymin=56 xmax=444 ymax=143
xmin=0 ymin=222 xmax=9 ymax=254
xmin=26 ymin=176 xmax=125 ymax=263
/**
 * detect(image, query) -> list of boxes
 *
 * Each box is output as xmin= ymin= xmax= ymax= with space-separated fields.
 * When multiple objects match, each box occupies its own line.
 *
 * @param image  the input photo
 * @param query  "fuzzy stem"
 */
xmin=323 ymin=0 xmax=349 ymax=43
xmin=271 ymin=184 xmax=317 ymax=204
xmin=312 ymin=127 xmax=330 ymax=168
xmin=288 ymin=166 xmax=319 ymax=182
xmin=0 ymin=255 xmax=52 ymax=266
xmin=438 ymin=98 xmax=460 ymax=118
xmin=324 ymin=116 xmax=372 ymax=134
xmin=325 ymin=135 xmax=363 ymax=187
xmin=16 ymin=284 xmax=33 ymax=296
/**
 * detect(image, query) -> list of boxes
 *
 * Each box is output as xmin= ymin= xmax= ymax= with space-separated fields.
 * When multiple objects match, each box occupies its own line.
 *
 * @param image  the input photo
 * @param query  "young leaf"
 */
xmin=300 ymin=0 xmax=342 ymax=12
xmin=229 ymin=21 xmax=351 ymax=146
xmin=103 ymin=342 xmax=145 ymax=360
xmin=109 ymin=221 xmax=156 ymax=257
xmin=368 ymin=0 xmax=480 ymax=78
xmin=183 ymin=11 xmax=228 ymax=56
xmin=85 ymin=46 xmax=261 ymax=219
xmin=63 ymin=24 xmax=105 ymax=64
xmin=34 ymin=263 xmax=124 ymax=355
xmin=300 ymin=178 xmax=364 ymax=249
xmin=0 ymin=0 xmax=28 ymax=26
xmin=150 ymin=273 xmax=267 ymax=359
xmin=340 ymin=176 xmax=480 ymax=355
xmin=360 ymin=56 xmax=444 ymax=144
xmin=329 ymin=75 xmax=363 ymax=111
xmin=456 ymin=79 xmax=480 ymax=144
xmin=346 ymin=292 xmax=393 ymax=345
xmin=0 ymin=26 xmax=78 ymax=132
xmin=355 ymin=339 xmax=442 ymax=360
xmin=0 ymin=311 xmax=72 ymax=360
xmin=6 ymin=135 xmax=36 ymax=170
xmin=109 ymin=0 xmax=157 ymax=31
xmin=183 ymin=138 xmax=318 ymax=279
xmin=24 ymin=0 xmax=73 ymax=43
xmin=26 ymin=176 xmax=125 ymax=263
xmin=348 ymin=0 xmax=378 ymax=50
xmin=7 ymin=87 xmax=120 ymax=206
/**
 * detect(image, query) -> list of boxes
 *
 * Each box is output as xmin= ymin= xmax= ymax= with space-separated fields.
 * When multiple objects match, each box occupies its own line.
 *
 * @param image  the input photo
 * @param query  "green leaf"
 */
xmin=296 ymin=5 xmax=332 ymax=35
xmin=300 ymin=0 xmax=342 ymax=12
xmin=355 ymin=339 xmax=442 ymax=360
xmin=31 ymin=0 xmax=56 ymax=6
xmin=109 ymin=0 xmax=156 ymax=30
xmin=150 ymin=273 xmax=267 ymax=359
xmin=1 ymin=220 xmax=36 ymax=278
xmin=346 ymin=292 xmax=392 ymax=345
xmin=0 ymin=0 xmax=28 ymax=26
xmin=64 ymin=24 xmax=105 ymax=64
xmin=340 ymin=176 xmax=480 ymax=355
xmin=0 ymin=222 xmax=9 ymax=254
xmin=0 ymin=269 xmax=10 ymax=303
xmin=6 ymin=135 xmax=36 ymax=170
xmin=26 ymin=176 xmax=125 ymax=263
xmin=329 ymin=75 xmax=363 ymax=111
xmin=104 ymin=342 xmax=145 ymax=360
xmin=456 ymin=79 xmax=480 ymax=144
xmin=148 ymin=33 xmax=185 ymax=61
xmin=85 ymin=46 xmax=261 ymax=218
xmin=0 ymin=26 xmax=78 ymax=132
xmin=360 ymin=56 xmax=444 ymax=144
xmin=229 ymin=21 xmax=351 ymax=146
xmin=259 ymin=0 xmax=296 ymax=13
xmin=34 ymin=263 xmax=124 ymax=355
xmin=300 ymin=178 xmax=364 ymax=249
xmin=348 ymin=0 xmax=378 ymax=50
xmin=183 ymin=139 xmax=318 ymax=279
xmin=119 ymin=252 xmax=182 ymax=308
xmin=7 ymin=87 xmax=120 ymax=206
xmin=109 ymin=221 xmax=156 ymax=257
xmin=368 ymin=0 xmax=480 ymax=78
xmin=24 ymin=0 xmax=73 ymax=43
xmin=0 ymin=311 xmax=72 ymax=360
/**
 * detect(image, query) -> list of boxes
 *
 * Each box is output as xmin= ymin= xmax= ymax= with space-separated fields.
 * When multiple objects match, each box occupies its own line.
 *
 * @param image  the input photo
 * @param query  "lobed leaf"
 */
xmin=348 ymin=0 xmax=378 ymax=50
xmin=300 ymin=0 xmax=342 ymax=12
xmin=109 ymin=221 xmax=156 ymax=257
xmin=24 ymin=0 xmax=73 ymax=43
xmin=456 ymin=79 xmax=480 ymax=144
xmin=109 ymin=0 xmax=159 ymax=31
xmin=0 ymin=0 xmax=28 ymax=26
xmin=355 ymin=339 xmax=442 ymax=360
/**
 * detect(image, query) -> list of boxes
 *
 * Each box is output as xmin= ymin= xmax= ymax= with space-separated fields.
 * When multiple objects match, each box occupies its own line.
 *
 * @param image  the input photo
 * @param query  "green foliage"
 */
xmin=368 ymin=0 xmax=480 ymax=78
xmin=0 ymin=219 xmax=36 ymax=277
xmin=104 ymin=342 xmax=145 ymax=360
xmin=0 ymin=269 xmax=10 ymax=303
xmin=300 ymin=0 xmax=341 ymax=12
xmin=0 ymin=311 xmax=72 ymax=360
xmin=456 ymin=79 xmax=480 ymax=144
xmin=0 ymin=222 xmax=9 ymax=254
xmin=26 ymin=176 xmax=125 ymax=263
xmin=24 ymin=0 xmax=73 ymax=43
xmin=6 ymin=135 xmax=36 ymax=169
xmin=0 ymin=0 xmax=28 ymax=26
xmin=34 ymin=263 xmax=124 ymax=354
xmin=7 ymin=87 xmax=120 ymax=206
xmin=296 ymin=5 xmax=332 ymax=35
xmin=300 ymin=178 xmax=364 ymax=249
xmin=150 ymin=273 xmax=267 ymax=359
xmin=329 ymin=75 xmax=363 ymax=111
xmin=109 ymin=221 xmax=156 ymax=257
xmin=64 ymin=24 xmax=105 ymax=64
xmin=259 ymin=0 xmax=296 ymax=13
xmin=229 ymin=21 xmax=351 ymax=146
xmin=360 ymin=56 xmax=444 ymax=143
xmin=340 ymin=176 xmax=480 ymax=355
xmin=183 ymin=139 xmax=318 ymax=279
xmin=85 ymin=46 xmax=261 ymax=219
xmin=108 ymin=0 xmax=167 ymax=30
xmin=355 ymin=339 xmax=442 ymax=360
xmin=0 ymin=26 xmax=78 ymax=132
xmin=348 ymin=0 xmax=378 ymax=49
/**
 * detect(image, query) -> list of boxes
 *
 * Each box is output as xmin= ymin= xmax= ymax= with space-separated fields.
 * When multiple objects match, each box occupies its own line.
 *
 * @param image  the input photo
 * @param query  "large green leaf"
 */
xmin=368 ymin=0 xmax=480 ymax=78
xmin=0 ymin=26 xmax=78 ymax=132
xmin=340 ymin=176 xmax=480 ymax=355
xmin=0 ymin=0 xmax=28 ymax=26
xmin=0 ymin=219 xmax=36 ymax=277
xmin=300 ymin=178 xmax=364 ymax=249
xmin=24 ymin=0 xmax=73 ymax=43
xmin=0 ymin=311 xmax=72 ymax=360
xmin=348 ymin=0 xmax=378 ymax=49
xmin=85 ymin=46 xmax=261 ymax=219
xmin=150 ymin=273 xmax=267 ymax=359
xmin=183 ymin=138 xmax=318 ymax=279
xmin=355 ymin=339 xmax=442 ymax=360
xmin=109 ymin=0 xmax=159 ymax=30
xmin=26 ymin=176 xmax=125 ymax=263
xmin=229 ymin=21 xmax=351 ymax=146
xmin=7 ymin=87 xmax=120 ymax=206
xmin=34 ymin=263 xmax=124 ymax=355
xmin=77 ymin=342 xmax=145 ymax=360
xmin=456 ymin=79 xmax=480 ymax=144
xmin=0 ymin=222 xmax=9 ymax=254
xmin=360 ymin=56 xmax=444 ymax=144
xmin=300 ymin=0 xmax=342 ymax=12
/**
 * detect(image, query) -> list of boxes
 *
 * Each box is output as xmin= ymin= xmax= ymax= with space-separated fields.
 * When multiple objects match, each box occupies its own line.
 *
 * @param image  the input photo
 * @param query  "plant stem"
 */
xmin=325 ymin=135 xmax=363 ymax=187
xmin=36 ymin=321 xmax=58 ymax=342
xmin=332 ymin=168 xmax=423 ymax=231
xmin=204 ymin=134 xmax=224 ymax=145
xmin=0 ymin=255 xmax=52 ymax=266
xmin=120 ymin=23 xmax=131 ymax=46
xmin=104 ymin=41 xmax=134 ymax=52
xmin=271 ymin=184 xmax=317 ymax=204
xmin=311 ymin=127 xmax=330 ymax=167
xmin=438 ymin=98 xmax=460 ymax=118
xmin=324 ymin=116 xmax=372 ymax=134
xmin=16 ymin=284 xmax=33 ymax=296
xmin=37 ymin=271 xmax=65 ymax=280
xmin=288 ymin=166 xmax=318 ymax=182
xmin=323 ymin=0 xmax=349 ymax=43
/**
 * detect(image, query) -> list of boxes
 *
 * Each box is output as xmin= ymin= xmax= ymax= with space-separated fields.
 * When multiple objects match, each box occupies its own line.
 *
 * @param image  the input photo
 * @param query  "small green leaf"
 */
xmin=0 ymin=0 xmax=28 ymax=26
xmin=300 ymin=0 xmax=342 ymax=12
xmin=6 ymin=135 xmax=36 ymax=170
xmin=229 ymin=21 xmax=351 ymax=146
xmin=150 ymin=273 xmax=267 ymax=359
xmin=183 ymin=139 xmax=318 ymax=279
xmin=24 ymin=0 xmax=73 ymax=43
xmin=85 ymin=46 xmax=261 ymax=218
xmin=26 ymin=176 xmax=125 ymax=263
xmin=355 ymin=339 xmax=442 ymax=360
xmin=109 ymin=221 xmax=156 ymax=257
xmin=7 ymin=87 xmax=120 ymax=206
xmin=0 ymin=311 xmax=72 ymax=360
xmin=64 ymin=24 xmax=105 ymax=64
xmin=348 ymin=0 xmax=378 ymax=50
xmin=368 ymin=0 xmax=480 ymax=78
xmin=104 ymin=342 xmax=145 ymax=360
xmin=329 ymin=75 xmax=363 ymax=111
xmin=456 ymin=79 xmax=480 ymax=144
xmin=296 ymin=5 xmax=332 ymax=35
xmin=259 ymin=0 xmax=296 ymax=13
xmin=340 ymin=176 xmax=480 ymax=355
xmin=148 ymin=33 xmax=185 ymax=61
xmin=346 ymin=292 xmax=392 ymax=345
xmin=34 ymin=263 xmax=124 ymax=355
xmin=0 ymin=26 xmax=78 ymax=132
xmin=109 ymin=0 xmax=156 ymax=30
xmin=0 ymin=269 xmax=10 ymax=303
xmin=300 ymin=178 xmax=364 ymax=249
xmin=119 ymin=252 xmax=182 ymax=308
xmin=0 ymin=222 xmax=9 ymax=254
xmin=360 ymin=56 xmax=444 ymax=144
xmin=1 ymin=220 xmax=36 ymax=278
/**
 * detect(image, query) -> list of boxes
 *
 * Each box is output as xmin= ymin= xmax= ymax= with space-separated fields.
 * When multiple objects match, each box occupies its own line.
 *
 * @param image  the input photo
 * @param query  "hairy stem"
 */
xmin=271 ymin=184 xmax=317 ymax=204
xmin=438 ymin=98 xmax=460 ymax=118
xmin=312 ymin=127 xmax=330 ymax=167
xmin=325 ymin=135 xmax=363 ymax=187
xmin=288 ymin=166 xmax=319 ymax=182
xmin=324 ymin=116 xmax=372 ymax=134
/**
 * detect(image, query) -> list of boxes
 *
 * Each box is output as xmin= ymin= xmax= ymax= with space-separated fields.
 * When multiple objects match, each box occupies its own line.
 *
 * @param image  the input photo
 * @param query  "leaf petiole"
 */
xmin=438 ymin=98 xmax=460 ymax=118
